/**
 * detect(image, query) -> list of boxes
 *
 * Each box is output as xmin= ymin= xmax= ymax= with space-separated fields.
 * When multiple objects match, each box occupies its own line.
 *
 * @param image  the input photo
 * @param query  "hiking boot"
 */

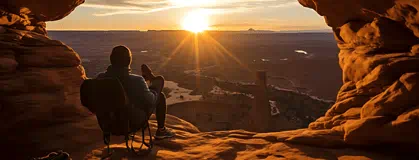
xmin=155 ymin=127 xmax=175 ymax=140
xmin=141 ymin=64 xmax=155 ymax=81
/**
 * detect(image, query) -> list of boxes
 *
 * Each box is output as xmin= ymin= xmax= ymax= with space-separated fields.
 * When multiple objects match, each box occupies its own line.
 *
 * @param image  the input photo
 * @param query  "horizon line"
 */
xmin=47 ymin=29 xmax=333 ymax=33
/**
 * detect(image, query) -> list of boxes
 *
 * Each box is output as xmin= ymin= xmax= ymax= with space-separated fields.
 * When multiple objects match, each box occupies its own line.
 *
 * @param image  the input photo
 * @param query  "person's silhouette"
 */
xmin=96 ymin=45 xmax=175 ymax=139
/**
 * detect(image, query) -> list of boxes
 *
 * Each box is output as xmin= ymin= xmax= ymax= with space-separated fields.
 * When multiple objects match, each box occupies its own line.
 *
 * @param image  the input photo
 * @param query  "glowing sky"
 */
xmin=47 ymin=0 xmax=330 ymax=31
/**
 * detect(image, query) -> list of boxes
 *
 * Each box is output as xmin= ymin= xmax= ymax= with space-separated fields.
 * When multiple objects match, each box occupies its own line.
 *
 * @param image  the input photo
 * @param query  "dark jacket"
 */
xmin=96 ymin=66 xmax=157 ymax=108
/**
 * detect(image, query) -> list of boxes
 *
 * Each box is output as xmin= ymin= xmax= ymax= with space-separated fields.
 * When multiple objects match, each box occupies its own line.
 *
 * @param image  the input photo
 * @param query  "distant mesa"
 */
xmin=143 ymin=29 xmax=279 ymax=33
xmin=246 ymin=28 xmax=275 ymax=33
xmin=147 ymin=30 xmax=189 ymax=32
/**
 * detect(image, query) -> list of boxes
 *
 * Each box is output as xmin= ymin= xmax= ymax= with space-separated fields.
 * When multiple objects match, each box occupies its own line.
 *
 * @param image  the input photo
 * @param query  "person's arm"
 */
xmin=130 ymin=75 xmax=157 ymax=107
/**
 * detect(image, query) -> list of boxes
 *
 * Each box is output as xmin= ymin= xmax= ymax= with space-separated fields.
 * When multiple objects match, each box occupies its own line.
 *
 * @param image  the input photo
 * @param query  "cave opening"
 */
xmin=2 ymin=0 xmax=419 ymax=159
xmin=42 ymin=1 xmax=341 ymax=133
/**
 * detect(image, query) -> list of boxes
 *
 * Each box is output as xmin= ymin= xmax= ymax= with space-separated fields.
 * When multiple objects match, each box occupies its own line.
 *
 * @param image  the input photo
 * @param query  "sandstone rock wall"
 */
xmin=295 ymin=0 xmax=419 ymax=147
xmin=0 ymin=26 xmax=89 ymax=132
xmin=0 ymin=1 xmax=87 ymax=132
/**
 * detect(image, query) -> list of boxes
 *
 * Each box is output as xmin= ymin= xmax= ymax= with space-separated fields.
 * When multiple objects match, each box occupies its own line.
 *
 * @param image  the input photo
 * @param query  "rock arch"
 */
xmin=1 ymin=0 xmax=419 ymax=158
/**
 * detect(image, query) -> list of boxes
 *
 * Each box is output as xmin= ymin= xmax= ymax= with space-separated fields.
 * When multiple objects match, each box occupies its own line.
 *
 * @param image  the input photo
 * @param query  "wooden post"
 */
xmin=249 ymin=71 xmax=270 ymax=132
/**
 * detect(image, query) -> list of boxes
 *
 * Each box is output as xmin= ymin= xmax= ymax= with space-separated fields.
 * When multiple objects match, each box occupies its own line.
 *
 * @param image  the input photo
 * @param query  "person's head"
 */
xmin=110 ymin=45 xmax=132 ymax=68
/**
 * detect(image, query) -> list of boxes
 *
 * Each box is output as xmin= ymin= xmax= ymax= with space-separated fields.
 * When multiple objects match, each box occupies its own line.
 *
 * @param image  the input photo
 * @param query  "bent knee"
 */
xmin=159 ymin=92 xmax=166 ymax=99
xmin=155 ymin=75 xmax=165 ymax=81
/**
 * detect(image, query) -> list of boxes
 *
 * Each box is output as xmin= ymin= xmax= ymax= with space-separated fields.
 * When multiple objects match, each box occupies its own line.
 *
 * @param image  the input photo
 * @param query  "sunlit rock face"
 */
xmin=0 ymin=0 xmax=84 ymax=35
xmin=0 ymin=27 xmax=90 ymax=132
xmin=0 ymin=0 xmax=88 ymax=133
xmin=297 ymin=0 xmax=419 ymax=147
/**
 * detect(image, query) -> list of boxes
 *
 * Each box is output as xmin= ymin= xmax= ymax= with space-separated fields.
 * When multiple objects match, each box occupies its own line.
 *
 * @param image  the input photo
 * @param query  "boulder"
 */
xmin=0 ymin=27 xmax=89 ymax=133
xmin=296 ymin=0 xmax=419 ymax=148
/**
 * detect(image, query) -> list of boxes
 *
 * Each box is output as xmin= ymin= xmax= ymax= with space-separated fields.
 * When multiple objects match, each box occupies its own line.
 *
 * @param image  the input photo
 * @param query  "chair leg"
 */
xmin=125 ymin=135 xmax=131 ymax=153
xmin=128 ymin=126 xmax=153 ymax=156
xmin=107 ymin=145 xmax=110 ymax=154
xmin=147 ymin=122 xmax=153 ymax=150
xmin=102 ymin=133 xmax=113 ymax=159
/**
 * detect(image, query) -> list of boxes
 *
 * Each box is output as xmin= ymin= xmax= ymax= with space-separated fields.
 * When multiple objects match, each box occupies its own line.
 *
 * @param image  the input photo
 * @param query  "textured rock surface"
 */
xmin=0 ymin=0 xmax=84 ymax=35
xmin=84 ymin=115 xmax=404 ymax=159
xmin=0 ymin=27 xmax=89 ymax=133
xmin=297 ymin=0 xmax=419 ymax=148
xmin=0 ymin=1 xmax=90 ymax=158
xmin=6 ymin=114 xmax=404 ymax=160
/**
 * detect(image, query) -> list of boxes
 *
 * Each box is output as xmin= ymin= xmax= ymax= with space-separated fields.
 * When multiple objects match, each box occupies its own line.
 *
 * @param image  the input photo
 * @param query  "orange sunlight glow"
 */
xmin=170 ymin=0 xmax=215 ymax=7
xmin=182 ymin=10 xmax=210 ymax=33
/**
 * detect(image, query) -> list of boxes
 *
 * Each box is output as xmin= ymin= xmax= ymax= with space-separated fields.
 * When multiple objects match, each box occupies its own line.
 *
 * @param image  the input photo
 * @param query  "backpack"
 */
xmin=80 ymin=77 xmax=153 ymax=157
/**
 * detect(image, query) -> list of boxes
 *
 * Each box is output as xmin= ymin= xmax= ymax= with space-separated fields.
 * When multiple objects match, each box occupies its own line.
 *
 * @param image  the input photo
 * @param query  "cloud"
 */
xmin=269 ymin=1 xmax=300 ymax=8
xmin=81 ymin=0 xmax=298 ymax=16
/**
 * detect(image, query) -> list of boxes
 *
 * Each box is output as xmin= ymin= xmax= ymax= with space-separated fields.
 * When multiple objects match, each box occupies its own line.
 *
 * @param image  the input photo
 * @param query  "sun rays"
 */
xmin=156 ymin=4 xmax=251 ymax=77
xmin=161 ymin=2 xmax=252 ymax=75
xmin=156 ymin=2 xmax=251 ymax=79
xmin=194 ymin=33 xmax=201 ymax=87
xmin=202 ymin=32 xmax=250 ymax=71
xmin=156 ymin=31 xmax=251 ymax=77
xmin=156 ymin=34 xmax=192 ymax=72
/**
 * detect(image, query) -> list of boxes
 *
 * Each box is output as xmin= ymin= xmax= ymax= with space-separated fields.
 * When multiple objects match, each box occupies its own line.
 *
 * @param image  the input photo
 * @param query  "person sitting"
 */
xmin=96 ymin=45 xmax=175 ymax=139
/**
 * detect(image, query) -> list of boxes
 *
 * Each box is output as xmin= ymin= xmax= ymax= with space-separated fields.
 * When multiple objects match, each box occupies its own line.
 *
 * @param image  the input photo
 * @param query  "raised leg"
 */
xmin=155 ymin=92 xmax=167 ymax=129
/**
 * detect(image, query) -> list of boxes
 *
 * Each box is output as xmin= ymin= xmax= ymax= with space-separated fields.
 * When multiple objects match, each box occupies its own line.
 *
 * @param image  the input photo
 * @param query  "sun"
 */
xmin=182 ymin=10 xmax=210 ymax=33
